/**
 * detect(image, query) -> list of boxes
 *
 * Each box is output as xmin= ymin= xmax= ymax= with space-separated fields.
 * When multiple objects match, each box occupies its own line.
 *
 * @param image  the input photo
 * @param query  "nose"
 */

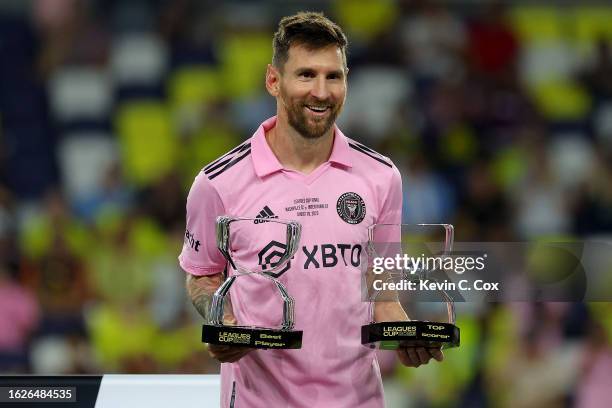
xmin=310 ymin=76 xmax=330 ymax=100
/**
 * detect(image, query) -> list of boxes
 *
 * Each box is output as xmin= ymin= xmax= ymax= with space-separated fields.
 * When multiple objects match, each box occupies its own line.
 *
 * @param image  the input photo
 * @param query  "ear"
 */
xmin=266 ymin=64 xmax=280 ymax=97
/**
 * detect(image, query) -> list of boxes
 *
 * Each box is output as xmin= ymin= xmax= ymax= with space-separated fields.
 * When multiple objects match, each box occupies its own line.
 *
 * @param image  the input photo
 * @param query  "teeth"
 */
xmin=307 ymin=106 xmax=327 ymax=112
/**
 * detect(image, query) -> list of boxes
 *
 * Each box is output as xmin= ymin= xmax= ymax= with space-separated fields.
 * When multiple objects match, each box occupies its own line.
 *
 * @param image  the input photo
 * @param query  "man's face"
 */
xmin=275 ymin=44 xmax=347 ymax=139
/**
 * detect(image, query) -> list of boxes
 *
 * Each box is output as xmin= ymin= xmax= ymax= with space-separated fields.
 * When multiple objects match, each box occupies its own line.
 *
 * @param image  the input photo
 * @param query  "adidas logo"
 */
xmin=254 ymin=206 xmax=278 ymax=224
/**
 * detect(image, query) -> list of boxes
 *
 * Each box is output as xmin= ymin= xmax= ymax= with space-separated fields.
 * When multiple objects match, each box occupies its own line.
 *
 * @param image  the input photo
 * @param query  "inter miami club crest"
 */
xmin=337 ymin=192 xmax=366 ymax=224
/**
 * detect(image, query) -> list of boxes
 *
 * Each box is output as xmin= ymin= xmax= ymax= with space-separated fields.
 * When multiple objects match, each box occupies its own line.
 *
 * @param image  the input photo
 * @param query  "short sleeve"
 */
xmin=377 ymin=165 xmax=403 ymax=225
xmin=178 ymin=172 xmax=227 ymax=276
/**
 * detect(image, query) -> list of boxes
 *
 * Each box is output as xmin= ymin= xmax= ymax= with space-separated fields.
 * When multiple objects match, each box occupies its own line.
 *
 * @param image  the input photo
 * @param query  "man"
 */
xmin=179 ymin=11 xmax=443 ymax=407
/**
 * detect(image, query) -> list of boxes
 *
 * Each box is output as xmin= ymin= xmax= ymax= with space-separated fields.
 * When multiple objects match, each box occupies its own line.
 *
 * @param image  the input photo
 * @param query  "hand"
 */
xmin=207 ymin=344 xmax=254 ymax=363
xmin=207 ymin=315 xmax=254 ymax=363
xmin=397 ymin=346 xmax=444 ymax=368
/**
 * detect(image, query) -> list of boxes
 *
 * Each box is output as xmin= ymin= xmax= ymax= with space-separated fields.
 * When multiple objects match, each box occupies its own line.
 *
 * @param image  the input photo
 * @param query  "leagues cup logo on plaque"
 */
xmin=362 ymin=224 xmax=460 ymax=350
xmin=201 ymin=216 xmax=303 ymax=349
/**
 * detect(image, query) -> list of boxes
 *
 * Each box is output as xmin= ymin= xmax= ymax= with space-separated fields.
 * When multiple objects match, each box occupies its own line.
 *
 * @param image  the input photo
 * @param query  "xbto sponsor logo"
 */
xmin=257 ymin=242 xmax=363 ymax=277
xmin=302 ymin=244 xmax=362 ymax=269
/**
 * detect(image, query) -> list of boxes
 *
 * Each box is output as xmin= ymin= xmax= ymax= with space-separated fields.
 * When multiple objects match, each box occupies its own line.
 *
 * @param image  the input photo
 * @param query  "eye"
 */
xmin=299 ymin=71 xmax=315 ymax=78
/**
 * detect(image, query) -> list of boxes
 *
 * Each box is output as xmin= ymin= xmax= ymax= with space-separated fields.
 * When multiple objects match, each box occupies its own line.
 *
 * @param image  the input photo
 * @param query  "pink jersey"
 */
xmin=179 ymin=116 xmax=402 ymax=408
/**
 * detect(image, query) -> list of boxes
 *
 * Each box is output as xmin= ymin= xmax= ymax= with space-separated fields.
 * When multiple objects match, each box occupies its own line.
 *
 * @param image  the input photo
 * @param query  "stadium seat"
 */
xmin=48 ymin=67 xmax=112 ymax=122
xmin=218 ymin=32 xmax=271 ymax=99
xmin=178 ymin=122 xmax=241 ymax=185
xmin=86 ymin=304 xmax=157 ymax=371
xmin=57 ymin=133 xmax=118 ymax=201
xmin=529 ymin=81 xmax=592 ymax=121
xmin=29 ymin=336 xmax=73 ymax=374
xmin=333 ymin=0 xmax=398 ymax=42
xmin=2 ymin=124 xmax=58 ymax=199
xmin=111 ymin=33 xmax=168 ymax=87
xmin=168 ymin=66 xmax=221 ymax=108
xmin=548 ymin=134 xmax=595 ymax=188
xmin=593 ymin=102 xmax=612 ymax=149
xmin=339 ymin=66 xmax=412 ymax=140
xmin=109 ymin=0 xmax=155 ymax=34
xmin=519 ymin=41 xmax=579 ymax=86
xmin=115 ymin=101 xmax=177 ymax=186
xmin=509 ymin=6 xmax=564 ymax=44
xmin=572 ymin=6 xmax=612 ymax=50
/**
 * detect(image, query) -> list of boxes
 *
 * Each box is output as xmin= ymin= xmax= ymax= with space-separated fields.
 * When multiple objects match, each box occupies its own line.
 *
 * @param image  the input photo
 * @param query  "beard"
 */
xmin=279 ymin=85 xmax=343 ymax=140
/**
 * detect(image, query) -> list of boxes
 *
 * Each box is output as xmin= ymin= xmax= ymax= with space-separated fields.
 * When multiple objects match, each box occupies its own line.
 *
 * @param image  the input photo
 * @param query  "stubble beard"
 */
xmin=280 ymin=85 xmax=343 ymax=140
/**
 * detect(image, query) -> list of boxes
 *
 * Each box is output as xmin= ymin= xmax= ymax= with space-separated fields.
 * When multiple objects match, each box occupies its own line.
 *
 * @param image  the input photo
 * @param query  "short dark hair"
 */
xmin=272 ymin=11 xmax=348 ymax=71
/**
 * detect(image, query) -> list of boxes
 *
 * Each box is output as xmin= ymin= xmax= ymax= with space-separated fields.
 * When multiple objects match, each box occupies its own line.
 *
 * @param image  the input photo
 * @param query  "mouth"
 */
xmin=305 ymin=105 xmax=330 ymax=116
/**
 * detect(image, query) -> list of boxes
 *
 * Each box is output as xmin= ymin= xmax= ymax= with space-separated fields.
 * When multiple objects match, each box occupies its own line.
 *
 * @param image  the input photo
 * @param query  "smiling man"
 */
xmin=180 ymin=11 xmax=443 ymax=407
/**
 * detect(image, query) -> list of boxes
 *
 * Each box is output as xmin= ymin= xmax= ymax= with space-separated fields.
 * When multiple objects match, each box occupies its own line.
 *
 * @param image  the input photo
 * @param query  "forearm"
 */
xmin=186 ymin=273 xmax=235 ymax=323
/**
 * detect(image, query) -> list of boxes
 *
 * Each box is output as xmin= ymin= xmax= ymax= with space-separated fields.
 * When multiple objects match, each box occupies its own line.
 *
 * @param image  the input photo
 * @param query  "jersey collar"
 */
xmin=251 ymin=116 xmax=353 ymax=178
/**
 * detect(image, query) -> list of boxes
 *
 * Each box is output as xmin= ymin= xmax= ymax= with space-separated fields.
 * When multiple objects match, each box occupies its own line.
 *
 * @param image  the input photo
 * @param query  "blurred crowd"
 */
xmin=0 ymin=0 xmax=611 ymax=407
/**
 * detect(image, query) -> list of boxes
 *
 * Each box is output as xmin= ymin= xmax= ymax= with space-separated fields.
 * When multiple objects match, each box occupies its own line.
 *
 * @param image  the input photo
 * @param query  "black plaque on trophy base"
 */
xmin=202 ymin=324 xmax=303 ymax=349
xmin=361 ymin=321 xmax=460 ymax=350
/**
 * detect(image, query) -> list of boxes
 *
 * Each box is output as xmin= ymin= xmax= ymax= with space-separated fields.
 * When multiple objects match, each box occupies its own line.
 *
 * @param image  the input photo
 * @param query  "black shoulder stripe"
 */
xmin=204 ymin=141 xmax=251 ymax=172
xmin=348 ymin=143 xmax=392 ymax=168
xmin=208 ymin=148 xmax=252 ymax=180
xmin=204 ymin=142 xmax=251 ymax=175
xmin=351 ymin=140 xmax=378 ymax=155
xmin=204 ymin=155 xmax=233 ymax=175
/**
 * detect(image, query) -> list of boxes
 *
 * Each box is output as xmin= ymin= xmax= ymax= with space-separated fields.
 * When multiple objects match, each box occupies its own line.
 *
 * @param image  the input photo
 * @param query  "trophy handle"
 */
xmin=208 ymin=274 xmax=296 ymax=330
xmin=209 ymin=275 xmax=235 ymax=326
xmin=216 ymin=216 xmax=236 ymax=270
xmin=216 ymin=216 xmax=302 ymax=276
xmin=271 ymin=277 xmax=296 ymax=330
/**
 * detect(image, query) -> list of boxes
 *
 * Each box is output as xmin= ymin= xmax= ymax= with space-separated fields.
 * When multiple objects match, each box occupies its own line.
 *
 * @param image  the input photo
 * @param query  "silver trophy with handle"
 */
xmin=362 ymin=223 xmax=460 ymax=350
xmin=202 ymin=215 xmax=303 ymax=349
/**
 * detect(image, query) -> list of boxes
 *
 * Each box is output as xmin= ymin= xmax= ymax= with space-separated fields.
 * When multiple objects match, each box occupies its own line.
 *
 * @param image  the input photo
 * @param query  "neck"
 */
xmin=266 ymin=113 xmax=334 ymax=174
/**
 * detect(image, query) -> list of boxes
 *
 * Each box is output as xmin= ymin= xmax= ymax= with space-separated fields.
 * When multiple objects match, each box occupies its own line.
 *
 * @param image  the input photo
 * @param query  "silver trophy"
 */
xmin=201 ymin=216 xmax=303 ymax=349
xmin=362 ymin=223 xmax=460 ymax=350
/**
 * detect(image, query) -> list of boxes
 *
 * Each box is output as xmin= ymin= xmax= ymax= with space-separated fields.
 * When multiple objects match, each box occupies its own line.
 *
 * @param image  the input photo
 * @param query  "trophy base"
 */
xmin=202 ymin=324 xmax=303 ymax=349
xmin=361 ymin=321 xmax=460 ymax=350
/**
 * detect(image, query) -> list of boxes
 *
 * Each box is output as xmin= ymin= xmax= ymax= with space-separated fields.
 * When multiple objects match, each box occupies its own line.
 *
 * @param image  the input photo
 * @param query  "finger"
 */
xmin=208 ymin=345 xmax=250 ymax=356
xmin=208 ymin=344 xmax=230 ymax=354
xmin=226 ymin=348 xmax=254 ymax=363
xmin=210 ymin=347 xmax=253 ymax=363
xmin=428 ymin=348 xmax=444 ymax=362
xmin=415 ymin=347 xmax=430 ymax=365
xmin=207 ymin=345 xmax=235 ymax=359
xmin=220 ymin=352 xmax=247 ymax=363
xmin=211 ymin=350 xmax=245 ymax=363
xmin=405 ymin=348 xmax=421 ymax=367
xmin=396 ymin=348 xmax=412 ymax=366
